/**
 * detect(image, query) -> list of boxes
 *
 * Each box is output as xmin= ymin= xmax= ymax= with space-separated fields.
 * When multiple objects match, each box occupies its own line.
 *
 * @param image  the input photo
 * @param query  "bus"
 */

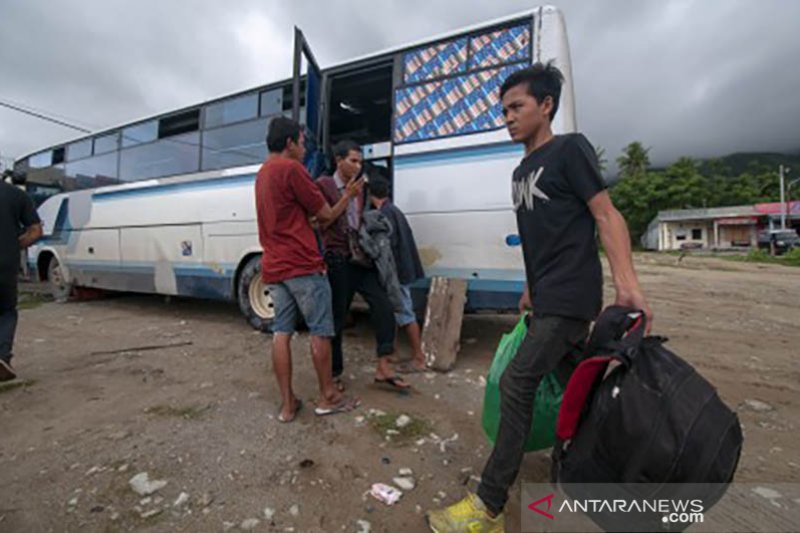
xmin=18 ymin=5 xmax=577 ymax=330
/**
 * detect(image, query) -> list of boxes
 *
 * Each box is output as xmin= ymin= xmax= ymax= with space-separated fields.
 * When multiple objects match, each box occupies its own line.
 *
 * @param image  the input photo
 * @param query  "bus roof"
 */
xmin=16 ymin=5 xmax=557 ymax=163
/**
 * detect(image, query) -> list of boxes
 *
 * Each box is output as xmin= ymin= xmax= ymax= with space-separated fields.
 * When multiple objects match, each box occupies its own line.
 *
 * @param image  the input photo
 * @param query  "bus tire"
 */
xmin=237 ymin=256 xmax=275 ymax=332
xmin=46 ymin=255 xmax=72 ymax=303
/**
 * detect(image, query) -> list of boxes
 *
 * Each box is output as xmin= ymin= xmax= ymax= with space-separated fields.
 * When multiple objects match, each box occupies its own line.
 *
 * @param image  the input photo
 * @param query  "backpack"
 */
xmin=551 ymin=306 xmax=743 ymax=531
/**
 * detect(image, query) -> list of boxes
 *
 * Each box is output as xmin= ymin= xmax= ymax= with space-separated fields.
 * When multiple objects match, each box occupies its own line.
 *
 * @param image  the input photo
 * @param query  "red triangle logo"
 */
xmin=528 ymin=493 xmax=556 ymax=520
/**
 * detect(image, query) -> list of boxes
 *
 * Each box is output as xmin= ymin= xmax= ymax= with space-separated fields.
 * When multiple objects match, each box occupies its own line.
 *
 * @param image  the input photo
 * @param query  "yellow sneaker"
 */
xmin=426 ymin=493 xmax=504 ymax=532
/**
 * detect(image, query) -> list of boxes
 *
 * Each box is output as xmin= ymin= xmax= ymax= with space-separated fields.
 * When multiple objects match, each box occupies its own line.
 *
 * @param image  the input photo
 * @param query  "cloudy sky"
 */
xmin=1 ymin=0 xmax=799 ymax=173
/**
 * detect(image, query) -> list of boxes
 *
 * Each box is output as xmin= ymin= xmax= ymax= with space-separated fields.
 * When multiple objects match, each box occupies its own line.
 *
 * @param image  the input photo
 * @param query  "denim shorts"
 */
xmin=268 ymin=273 xmax=335 ymax=337
xmin=395 ymin=285 xmax=417 ymax=327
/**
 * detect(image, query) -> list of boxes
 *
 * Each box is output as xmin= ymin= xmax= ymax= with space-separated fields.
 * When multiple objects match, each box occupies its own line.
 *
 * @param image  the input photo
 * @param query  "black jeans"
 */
xmin=325 ymin=253 xmax=396 ymax=378
xmin=0 ymin=273 xmax=19 ymax=365
xmin=477 ymin=314 xmax=589 ymax=515
xmin=325 ymin=253 xmax=349 ymax=378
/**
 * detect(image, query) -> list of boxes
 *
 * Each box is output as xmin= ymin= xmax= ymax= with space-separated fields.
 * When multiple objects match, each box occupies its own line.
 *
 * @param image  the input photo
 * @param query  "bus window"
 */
xmin=259 ymin=88 xmax=283 ymax=117
xmin=120 ymin=131 xmax=200 ymax=181
xmin=468 ymin=24 xmax=531 ymax=69
xmin=394 ymin=22 xmax=531 ymax=144
xmin=66 ymin=138 xmax=93 ymax=161
xmin=159 ymin=109 xmax=200 ymax=138
xmin=29 ymin=150 xmax=53 ymax=168
xmin=201 ymin=117 xmax=268 ymax=171
xmin=94 ymin=132 xmax=120 ymax=154
xmin=122 ymin=121 xmax=158 ymax=147
xmin=403 ymin=38 xmax=467 ymax=83
xmin=52 ymin=147 xmax=65 ymax=165
xmin=204 ymin=93 xmax=258 ymax=129
xmin=64 ymin=151 xmax=119 ymax=187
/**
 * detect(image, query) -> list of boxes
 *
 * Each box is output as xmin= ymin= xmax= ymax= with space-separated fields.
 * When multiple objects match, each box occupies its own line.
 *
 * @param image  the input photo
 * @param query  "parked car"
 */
xmin=757 ymin=229 xmax=800 ymax=254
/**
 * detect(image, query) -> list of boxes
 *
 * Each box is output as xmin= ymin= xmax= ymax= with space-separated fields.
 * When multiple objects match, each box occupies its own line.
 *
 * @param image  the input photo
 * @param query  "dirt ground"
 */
xmin=1 ymin=253 xmax=798 ymax=533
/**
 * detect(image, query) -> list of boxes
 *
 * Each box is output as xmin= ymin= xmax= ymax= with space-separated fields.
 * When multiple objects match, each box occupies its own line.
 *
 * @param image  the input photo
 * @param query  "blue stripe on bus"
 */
xmin=93 ymin=174 xmax=257 ymax=201
xmin=417 ymin=266 xmax=525 ymax=283
xmin=394 ymin=142 xmax=522 ymax=169
xmin=66 ymin=260 xmax=236 ymax=276
xmin=67 ymin=261 xmax=148 ymax=272
xmin=66 ymin=261 xmax=237 ymax=300
xmin=65 ymin=261 xmax=521 ymax=289
xmin=175 ymin=275 xmax=232 ymax=300
xmin=40 ymin=197 xmax=73 ymax=245
xmin=411 ymin=277 xmax=524 ymax=294
xmin=408 ymin=283 xmax=522 ymax=312
xmin=59 ymin=260 xmax=523 ymax=309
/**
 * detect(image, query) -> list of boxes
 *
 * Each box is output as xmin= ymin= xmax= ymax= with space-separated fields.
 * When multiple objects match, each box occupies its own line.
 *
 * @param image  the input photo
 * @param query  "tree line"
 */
xmin=606 ymin=142 xmax=799 ymax=242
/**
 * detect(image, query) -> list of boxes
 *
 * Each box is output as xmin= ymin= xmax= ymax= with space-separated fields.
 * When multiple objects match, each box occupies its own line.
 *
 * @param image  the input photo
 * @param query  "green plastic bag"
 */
xmin=481 ymin=315 xmax=564 ymax=451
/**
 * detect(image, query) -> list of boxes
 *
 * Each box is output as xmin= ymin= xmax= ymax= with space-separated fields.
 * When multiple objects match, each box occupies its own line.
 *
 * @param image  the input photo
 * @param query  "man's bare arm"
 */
xmin=588 ymin=190 xmax=653 ymax=330
xmin=19 ymin=223 xmax=43 ymax=249
xmin=316 ymin=178 xmax=364 ymax=225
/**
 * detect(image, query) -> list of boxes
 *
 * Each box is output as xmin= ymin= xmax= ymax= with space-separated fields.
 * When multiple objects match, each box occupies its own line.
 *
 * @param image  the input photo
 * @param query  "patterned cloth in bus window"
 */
xmin=394 ymin=63 xmax=526 ymax=143
xmin=403 ymin=38 xmax=467 ymax=83
xmin=468 ymin=24 xmax=531 ymax=70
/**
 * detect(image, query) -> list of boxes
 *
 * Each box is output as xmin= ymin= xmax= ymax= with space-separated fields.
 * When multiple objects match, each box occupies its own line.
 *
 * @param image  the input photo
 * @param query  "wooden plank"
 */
xmin=421 ymin=277 xmax=467 ymax=372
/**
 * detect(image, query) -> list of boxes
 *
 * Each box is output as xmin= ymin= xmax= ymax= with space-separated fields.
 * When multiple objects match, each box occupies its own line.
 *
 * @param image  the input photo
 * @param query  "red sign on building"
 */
xmin=717 ymin=217 xmax=758 ymax=225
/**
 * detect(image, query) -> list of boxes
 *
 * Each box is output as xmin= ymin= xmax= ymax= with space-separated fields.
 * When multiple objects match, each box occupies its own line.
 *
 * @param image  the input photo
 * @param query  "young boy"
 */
xmin=368 ymin=176 xmax=426 ymax=372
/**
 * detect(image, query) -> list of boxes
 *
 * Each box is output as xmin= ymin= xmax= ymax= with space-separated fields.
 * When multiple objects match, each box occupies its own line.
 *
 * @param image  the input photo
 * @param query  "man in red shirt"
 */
xmin=256 ymin=117 xmax=361 ymax=422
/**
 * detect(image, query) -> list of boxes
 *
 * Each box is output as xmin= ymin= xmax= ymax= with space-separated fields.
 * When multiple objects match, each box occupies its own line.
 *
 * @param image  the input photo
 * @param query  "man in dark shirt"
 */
xmin=368 ymin=177 xmax=426 ymax=372
xmin=0 ymin=174 xmax=43 ymax=381
xmin=428 ymin=63 xmax=652 ymax=532
xmin=316 ymin=141 xmax=409 ymax=391
xmin=255 ymin=118 xmax=361 ymax=422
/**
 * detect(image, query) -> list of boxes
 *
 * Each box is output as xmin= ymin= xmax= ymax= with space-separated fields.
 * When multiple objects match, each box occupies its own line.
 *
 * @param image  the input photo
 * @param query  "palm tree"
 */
xmin=595 ymin=146 xmax=608 ymax=174
xmin=617 ymin=142 xmax=651 ymax=178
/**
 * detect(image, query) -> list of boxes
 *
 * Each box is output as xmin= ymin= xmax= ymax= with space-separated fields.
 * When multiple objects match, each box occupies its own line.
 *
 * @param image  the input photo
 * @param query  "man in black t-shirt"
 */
xmin=428 ymin=63 xmax=652 ymax=532
xmin=0 ymin=175 xmax=43 ymax=381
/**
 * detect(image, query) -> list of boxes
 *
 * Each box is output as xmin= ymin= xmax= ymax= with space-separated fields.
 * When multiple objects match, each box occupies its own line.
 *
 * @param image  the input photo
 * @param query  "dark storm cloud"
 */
xmin=1 ymin=0 xmax=798 ymax=172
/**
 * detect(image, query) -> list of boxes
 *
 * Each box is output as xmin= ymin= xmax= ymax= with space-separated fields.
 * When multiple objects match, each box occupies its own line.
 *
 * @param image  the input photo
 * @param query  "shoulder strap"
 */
xmin=587 ymin=305 xmax=646 ymax=363
xmin=555 ymin=306 xmax=646 ymax=442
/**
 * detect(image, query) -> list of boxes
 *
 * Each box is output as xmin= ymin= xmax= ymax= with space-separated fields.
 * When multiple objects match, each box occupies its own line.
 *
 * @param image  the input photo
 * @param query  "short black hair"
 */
xmin=332 ymin=139 xmax=362 ymax=160
xmin=369 ymin=176 xmax=390 ymax=199
xmin=499 ymin=62 xmax=564 ymax=122
xmin=266 ymin=117 xmax=302 ymax=153
xmin=2 ymin=168 xmax=27 ymax=185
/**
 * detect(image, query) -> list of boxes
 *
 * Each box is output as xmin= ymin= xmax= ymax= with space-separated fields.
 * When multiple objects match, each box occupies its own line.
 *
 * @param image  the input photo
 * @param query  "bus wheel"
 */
xmin=237 ymin=256 xmax=275 ymax=332
xmin=47 ymin=256 xmax=72 ymax=303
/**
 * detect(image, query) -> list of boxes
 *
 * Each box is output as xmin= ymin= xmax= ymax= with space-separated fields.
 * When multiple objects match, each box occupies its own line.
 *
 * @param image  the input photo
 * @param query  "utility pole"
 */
xmin=779 ymin=165 xmax=786 ymax=230
xmin=788 ymin=177 xmax=800 ymax=230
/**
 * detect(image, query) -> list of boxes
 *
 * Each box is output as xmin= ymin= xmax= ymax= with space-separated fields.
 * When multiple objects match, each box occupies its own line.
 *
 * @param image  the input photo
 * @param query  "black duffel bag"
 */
xmin=551 ymin=306 xmax=743 ymax=532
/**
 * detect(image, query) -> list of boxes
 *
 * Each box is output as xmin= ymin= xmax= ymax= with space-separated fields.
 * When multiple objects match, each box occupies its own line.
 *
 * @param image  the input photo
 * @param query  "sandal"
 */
xmin=373 ymin=375 xmax=411 ymax=390
xmin=396 ymin=362 xmax=426 ymax=374
xmin=314 ymin=395 xmax=361 ymax=416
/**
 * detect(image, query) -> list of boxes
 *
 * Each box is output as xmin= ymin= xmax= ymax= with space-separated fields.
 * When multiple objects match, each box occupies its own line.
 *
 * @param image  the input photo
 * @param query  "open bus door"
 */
xmin=292 ymin=27 xmax=326 ymax=176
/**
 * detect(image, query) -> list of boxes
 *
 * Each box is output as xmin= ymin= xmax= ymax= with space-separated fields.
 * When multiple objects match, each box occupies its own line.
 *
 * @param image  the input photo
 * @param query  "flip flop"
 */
xmin=277 ymin=397 xmax=303 ymax=423
xmin=373 ymin=375 xmax=412 ymax=390
xmin=396 ymin=362 xmax=426 ymax=374
xmin=314 ymin=395 xmax=361 ymax=416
